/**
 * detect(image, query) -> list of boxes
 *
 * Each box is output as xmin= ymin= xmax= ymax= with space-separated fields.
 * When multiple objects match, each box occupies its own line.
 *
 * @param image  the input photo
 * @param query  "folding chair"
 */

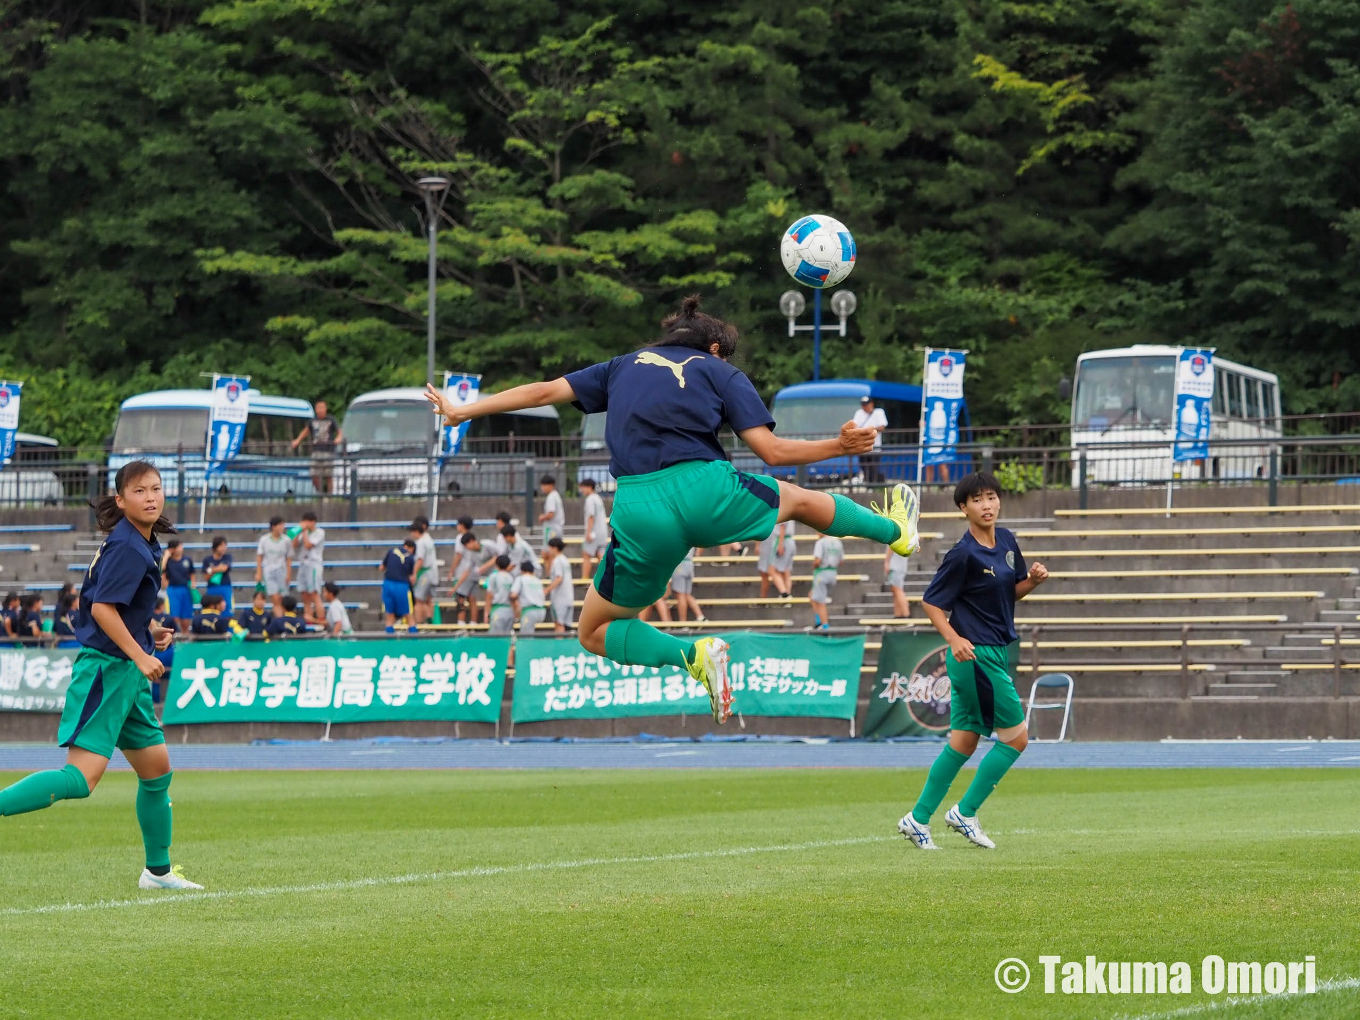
xmin=1026 ymin=673 xmax=1074 ymax=742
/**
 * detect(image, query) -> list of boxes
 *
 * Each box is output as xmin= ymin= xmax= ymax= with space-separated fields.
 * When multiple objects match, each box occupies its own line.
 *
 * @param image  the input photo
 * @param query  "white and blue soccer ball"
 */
xmin=780 ymin=214 xmax=856 ymax=289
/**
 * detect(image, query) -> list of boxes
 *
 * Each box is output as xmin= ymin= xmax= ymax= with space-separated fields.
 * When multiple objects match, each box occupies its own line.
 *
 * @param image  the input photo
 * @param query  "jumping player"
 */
xmin=0 ymin=461 xmax=203 ymax=889
xmin=426 ymin=294 xmax=921 ymax=724
xmin=898 ymin=471 xmax=1049 ymax=850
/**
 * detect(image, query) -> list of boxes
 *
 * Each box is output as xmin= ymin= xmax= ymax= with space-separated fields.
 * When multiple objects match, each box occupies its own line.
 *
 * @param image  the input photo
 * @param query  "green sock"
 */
xmin=604 ymin=618 xmax=694 ymax=670
xmin=136 ymin=771 xmax=174 ymax=870
xmin=959 ymin=742 xmax=1022 ymax=817
xmin=827 ymin=494 xmax=900 ymax=546
xmin=0 ymin=763 xmax=90 ymax=817
xmin=911 ymin=745 xmax=969 ymax=825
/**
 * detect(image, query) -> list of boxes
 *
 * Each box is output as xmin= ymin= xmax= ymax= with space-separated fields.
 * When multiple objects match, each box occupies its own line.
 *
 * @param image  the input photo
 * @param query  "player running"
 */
xmin=425 ymin=294 xmax=921 ymax=724
xmin=898 ymin=471 xmax=1050 ymax=851
xmin=0 ymin=461 xmax=203 ymax=889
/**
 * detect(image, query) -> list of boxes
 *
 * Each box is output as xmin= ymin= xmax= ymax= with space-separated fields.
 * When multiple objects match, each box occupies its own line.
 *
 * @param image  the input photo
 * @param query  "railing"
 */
xmin=5 ymin=428 xmax=1360 ymax=512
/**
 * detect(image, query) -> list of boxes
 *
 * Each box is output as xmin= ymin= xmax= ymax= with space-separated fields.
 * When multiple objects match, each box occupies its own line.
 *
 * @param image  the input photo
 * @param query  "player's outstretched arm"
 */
xmin=737 ymin=421 xmax=876 ymax=467
xmin=425 ymin=378 xmax=577 ymax=427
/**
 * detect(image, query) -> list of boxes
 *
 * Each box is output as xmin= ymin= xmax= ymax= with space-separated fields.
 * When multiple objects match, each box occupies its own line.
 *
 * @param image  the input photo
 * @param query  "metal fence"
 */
xmin=5 ymin=427 xmax=1360 ymax=512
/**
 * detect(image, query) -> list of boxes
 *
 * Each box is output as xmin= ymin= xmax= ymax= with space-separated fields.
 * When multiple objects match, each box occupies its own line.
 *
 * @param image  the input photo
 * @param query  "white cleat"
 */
xmin=898 ymin=813 xmax=940 ymax=850
xmin=688 ymin=636 xmax=733 ymax=724
xmin=945 ymin=804 xmax=996 ymax=849
xmin=138 ymin=865 xmax=204 ymax=890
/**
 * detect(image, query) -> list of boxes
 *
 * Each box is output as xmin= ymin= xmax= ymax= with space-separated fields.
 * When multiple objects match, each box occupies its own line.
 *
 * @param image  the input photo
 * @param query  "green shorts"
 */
xmin=595 ymin=459 xmax=780 ymax=609
xmin=947 ymin=643 xmax=1025 ymax=736
xmin=57 ymin=648 xmax=165 ymax=759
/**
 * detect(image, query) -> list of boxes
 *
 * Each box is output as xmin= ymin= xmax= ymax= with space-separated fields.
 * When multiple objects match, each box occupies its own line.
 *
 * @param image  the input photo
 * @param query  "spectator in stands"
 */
xmin=756 ymin=533 xmax=789 ymax=599
xmin=379 ymin=537 xmax=417 ymax=634
xmin=191 ymin=594 xmax=232 ymax=636
xmin=485 ymin=554 xmax=515 ymax=635
xmin=511 ymin=561 xmax=547 ymax=634
xmin=292 ymin=510 xmax=325 ymax=625
xmin=669 ymin=548 xmax=705 ymax=623
xmin=409 ymin=516 xmax=438 ymax=626
xmin=579 ymin=478 xmax=608 ymax=581
xmin=537 ymin=475 xmax=565 ymax=544
xmin=236 ymin=589 xmax=272 ymax=637
xmin=809 ymin=532 xmax=844 ymax=631
xmin=451 ymin=532 xmax=491 ymax=625
xmin=160 ymin=538 xmax=195 ymax=634
xmin=490 ymin=511 xmax=513 ymax=556
xmin=771 ymin=521 xmax=796 ymax=599
xmin=3 ymin=591 xmax=20 ymax=641
xmin=17 ymin=593 xmax=43 ymax=640
xmin=255 ymin=516 xmax=293 ymax=617
xmin=853 ymin=396 xmax=888 ymax=484
xmin=319 ymin=582 xmax=353 ymax=636
xmin=543 ymin=537 xmax=575 ymax=632
xmin=639 ymin=593 xmax=671 ymax=623
xmin=201 ymin=536 xmax=234 ymax=613
xmin=291 ymin=399 xmax=343 ymax=495
xmin=151 ymin=596 xmax=176 ymax=683
xmin=53 ymin=592 xmax=78 ymax=648
xmin=498 ymin=524 xmax=539 ymax=576
xmin=884 ymin=548 xmax=911 ymax=619
xmin=266 ymin=595 xmax=306 ymax=637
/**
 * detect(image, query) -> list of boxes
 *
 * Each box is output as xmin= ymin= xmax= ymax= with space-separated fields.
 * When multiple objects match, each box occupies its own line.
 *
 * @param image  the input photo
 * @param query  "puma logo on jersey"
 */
xmin=982 ymin=566 xmax=997 ymax=577
xmin=634 ymin=351 xmax=703 ymax=388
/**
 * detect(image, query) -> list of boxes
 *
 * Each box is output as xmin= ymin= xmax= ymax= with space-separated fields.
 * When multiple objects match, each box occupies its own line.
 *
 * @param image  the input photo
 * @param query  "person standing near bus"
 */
xmin=291 ymin=399 xmax=343 ymax=496
xmin=853 ymin=396 xmax=888 ymax=484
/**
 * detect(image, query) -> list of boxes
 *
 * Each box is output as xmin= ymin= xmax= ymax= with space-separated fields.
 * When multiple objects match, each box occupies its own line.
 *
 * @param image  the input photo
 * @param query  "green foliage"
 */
xmin=1 ymin=0 xmax=1356 ymax=444
xmin=994 ymin=459 xmax=1046 ymax=495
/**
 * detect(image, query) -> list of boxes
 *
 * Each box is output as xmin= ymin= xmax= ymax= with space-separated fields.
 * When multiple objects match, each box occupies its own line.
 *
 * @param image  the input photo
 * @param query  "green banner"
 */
xmin=512 ymin=633 xmax=864 ymax=723
xmin=0 ymin=646 xmax=80 ymax=713
xmin=864 ymin=632 xmax=1020 ymax=738
xmin=163 ymin=638 xmax=508 ymax=724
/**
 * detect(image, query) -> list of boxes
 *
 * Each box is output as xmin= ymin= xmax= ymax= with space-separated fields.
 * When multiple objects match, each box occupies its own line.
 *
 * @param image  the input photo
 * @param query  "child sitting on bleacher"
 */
xmin=236 ymin=589 xmax=272 ymax=637
xmin=191 ymin=594 xmax=235 ymax=636
xmin=17 ymin=593 xmax=44 ymax=641
xmin=266 ymin=595 xmax=307 ymax=637
xmin=53 ymin=592 xmax=78 ymax=648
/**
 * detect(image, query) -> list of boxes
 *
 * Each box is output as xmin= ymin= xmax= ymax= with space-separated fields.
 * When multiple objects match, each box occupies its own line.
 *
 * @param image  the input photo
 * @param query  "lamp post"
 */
xmin=780 ymin=289 xmax=857 ymax=381
xmin=416 ymin=177 xmax=450 ymax=389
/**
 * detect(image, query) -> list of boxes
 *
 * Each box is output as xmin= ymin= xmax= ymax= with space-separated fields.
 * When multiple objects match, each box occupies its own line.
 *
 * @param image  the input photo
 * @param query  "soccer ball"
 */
xmin=780 ymin=215 xmax=856 ymax=289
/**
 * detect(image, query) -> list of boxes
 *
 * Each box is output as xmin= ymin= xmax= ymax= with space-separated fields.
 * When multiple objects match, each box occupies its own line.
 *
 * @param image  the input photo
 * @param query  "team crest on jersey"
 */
xmin=1006 ymin=550 xmax=1015 ymax=569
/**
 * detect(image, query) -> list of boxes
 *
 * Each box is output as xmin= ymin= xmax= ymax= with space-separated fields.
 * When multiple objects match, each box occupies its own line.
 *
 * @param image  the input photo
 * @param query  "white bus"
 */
xmin=1071 ymin=345 xmax=1282 ymax=483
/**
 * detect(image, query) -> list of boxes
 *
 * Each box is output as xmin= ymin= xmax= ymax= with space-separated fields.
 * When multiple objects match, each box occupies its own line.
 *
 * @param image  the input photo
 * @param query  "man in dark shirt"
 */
xmin=899 ymin=471 xmax=1050 ymax=852
xmin=291 ymin=399 xmax=343 ymax=495
xmin=191 ymin=594 xmax=234 ymax=636
xmin=266 ymin=595 xmax=307 ymax=637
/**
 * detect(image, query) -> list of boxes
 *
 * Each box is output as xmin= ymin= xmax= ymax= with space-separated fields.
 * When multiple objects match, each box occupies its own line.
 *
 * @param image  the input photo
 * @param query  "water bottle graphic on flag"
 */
xmin=0 ymin=381 xmax=22 ymax=466
xmin=206 ymin=375 xmax=251 ymax=476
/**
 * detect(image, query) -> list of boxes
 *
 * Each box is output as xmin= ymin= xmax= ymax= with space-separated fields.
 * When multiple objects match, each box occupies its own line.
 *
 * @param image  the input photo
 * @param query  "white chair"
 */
xmin=1026 ymin=673 xmax=1074 ymax=742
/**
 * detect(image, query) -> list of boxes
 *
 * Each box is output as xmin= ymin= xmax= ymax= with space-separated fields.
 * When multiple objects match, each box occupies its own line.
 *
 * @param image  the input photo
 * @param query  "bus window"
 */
xmin=1244 ymin=378 xmax=1261 ymax=420
xmin=1213 ymin=370 xmax=1227 ymax=416
xmin=1264 ymin=382 xmax=1280 ymax=428
xmin=112 ymin=408 xmax=208 ymax=452
xmin=244 ymin=413 xmax=306 ymax=457
xmin=1226 ymin=374 xmax=1243 ymax=417
xmin=773 ymin=396 xmax=861 ymax=437
xmin=1073 ymin=355 xmax=1176 ymax=428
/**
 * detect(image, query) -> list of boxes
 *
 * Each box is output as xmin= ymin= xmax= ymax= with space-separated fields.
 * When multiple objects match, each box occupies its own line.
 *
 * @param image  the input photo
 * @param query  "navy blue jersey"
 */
xmin=1 ymin=608 xmax=15 ymax=636
xmin=266 ymin=613 xmax=305 ymax=637
xmin=75 ymin=518 xmax=163 ymax=658
xmin=19 ymin=611 xmax=43 ymax=637
xmin=201 ymin=553 xmax=232 ymax=586
xmin=382 ymin=547 xmax=414 ymax=584
xmin=53 ymin=610 xmax=77 ymax=638
xmin=921 ymin=527 xmax=1028 ymax=646
xmin=151 ymin=610 xmax=174 ymax=630
xmin=237 ymin=606 xmax=272 ymax=636
xmin=190 ymin=609 xmax=231 ymax=636
xmin=163 ymin=554 xmax=193 ymax=587
xmin=564 ymin=347 xmax=775 ymax=478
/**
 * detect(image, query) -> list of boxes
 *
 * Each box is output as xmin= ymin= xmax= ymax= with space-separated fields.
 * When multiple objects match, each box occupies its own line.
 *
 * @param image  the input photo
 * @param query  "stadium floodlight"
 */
xmin=779 ymin=290 xmax=806 ymax=319
xmin=830 ymin=289 xmax=857 ymax=318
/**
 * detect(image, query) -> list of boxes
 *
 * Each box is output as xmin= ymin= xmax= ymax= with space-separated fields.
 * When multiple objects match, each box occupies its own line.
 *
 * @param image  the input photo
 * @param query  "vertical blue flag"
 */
xmin=206 ymin=375 xmax=251 ymax=476
xmin=439 ymin=372 xmax=481 ymax=465
xmin=0 ymin=381 xmax=22 ymax=466
xmin=921 ymin=351 xmax=966 ymax=467
xmin=1173 ymin=349 xmax=1214 ymax=462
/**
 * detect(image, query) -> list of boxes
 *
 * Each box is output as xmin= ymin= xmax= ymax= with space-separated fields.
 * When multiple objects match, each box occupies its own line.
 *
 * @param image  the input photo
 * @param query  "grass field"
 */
xmin=2 ymin=767 xmax=1358 ymax=1019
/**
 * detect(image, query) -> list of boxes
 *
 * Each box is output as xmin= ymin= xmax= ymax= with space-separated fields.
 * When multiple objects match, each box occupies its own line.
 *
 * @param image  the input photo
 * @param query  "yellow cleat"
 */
xmin=686 ymin=637 xmax=733 ymax=724
xmin=872 ymin=483 xmax=921 ymax=557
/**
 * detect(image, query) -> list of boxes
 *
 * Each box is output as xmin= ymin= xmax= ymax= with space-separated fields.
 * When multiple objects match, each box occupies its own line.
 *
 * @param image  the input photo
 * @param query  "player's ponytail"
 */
xmin=652 ymin=293 xmax=739 ymax=359
xmin=92 ymin=460 xmax=177 ymax=536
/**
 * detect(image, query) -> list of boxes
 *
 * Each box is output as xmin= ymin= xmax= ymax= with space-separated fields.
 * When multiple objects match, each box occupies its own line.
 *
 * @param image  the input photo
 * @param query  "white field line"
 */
xmin=1 ymin=834 xmax=890 ymax=918
xmin=1112 ymin=976 xmax=1359 ymax=1020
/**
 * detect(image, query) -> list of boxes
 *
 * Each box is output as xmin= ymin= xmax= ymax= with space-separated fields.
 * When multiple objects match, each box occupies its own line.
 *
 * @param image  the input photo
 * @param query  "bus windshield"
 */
xmin=773 ymin=396 xmax=862 ymax=437
xmin=1073 ymin=355 xmax=1176 ymax=430
xmin=582 ymin=413 xmax=607 ymax=451
xmin=112 ymin=409 xmax=208 ymax=452
xmin=343 ymin=402 xmax=431 ymax=448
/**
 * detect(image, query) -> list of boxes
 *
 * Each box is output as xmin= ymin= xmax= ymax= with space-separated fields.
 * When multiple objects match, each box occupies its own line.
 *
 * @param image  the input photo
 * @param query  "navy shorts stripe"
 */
xmin=598 ymin=534 xmax=621 ymax=602
xmin=62 ymin=665 xmax=104 ymax=750
xmin=736 ymin=472 xmax=779 ymax=511
xmin=973 ymin=660 xmax=995 ymax=732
